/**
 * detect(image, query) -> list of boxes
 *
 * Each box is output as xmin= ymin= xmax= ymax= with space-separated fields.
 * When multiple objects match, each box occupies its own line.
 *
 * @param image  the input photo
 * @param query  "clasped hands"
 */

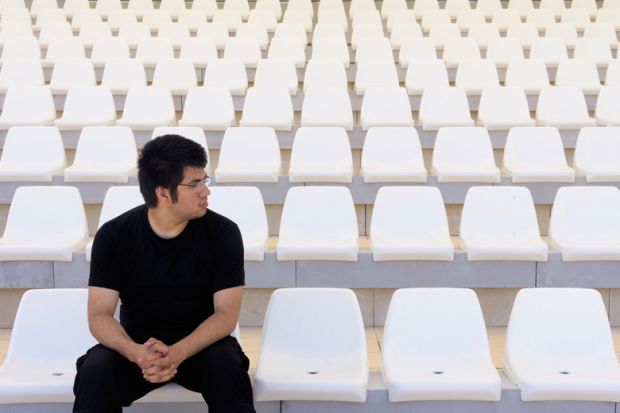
xmin=134 ymin=337 xmax=186 ymax=383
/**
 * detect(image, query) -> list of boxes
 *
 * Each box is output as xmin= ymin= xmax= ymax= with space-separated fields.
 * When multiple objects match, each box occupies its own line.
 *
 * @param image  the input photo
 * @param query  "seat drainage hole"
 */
xmin=559 ymin=371 xmax=570 ymax=375
xmin=51 ymin=372 xmax=64 ymax=376
xmin=432 ymin=371 xmax=444 ymax=375
xmin=307 ymin=371 xmax=319 ymax=375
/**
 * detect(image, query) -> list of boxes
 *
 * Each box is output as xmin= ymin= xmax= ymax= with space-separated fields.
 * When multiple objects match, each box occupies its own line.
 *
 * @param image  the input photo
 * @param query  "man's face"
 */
xmin=171 ymin=166 xmax=210 ymax=220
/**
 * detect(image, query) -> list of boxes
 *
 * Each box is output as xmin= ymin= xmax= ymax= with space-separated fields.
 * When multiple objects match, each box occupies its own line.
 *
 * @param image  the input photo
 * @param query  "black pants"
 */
xmin=73 ymin=336 xmax=256 ymax=413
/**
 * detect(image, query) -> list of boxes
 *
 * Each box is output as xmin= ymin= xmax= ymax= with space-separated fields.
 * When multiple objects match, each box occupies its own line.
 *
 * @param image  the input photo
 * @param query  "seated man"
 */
xmin=73 ymin=135 xmax=255 ymax=413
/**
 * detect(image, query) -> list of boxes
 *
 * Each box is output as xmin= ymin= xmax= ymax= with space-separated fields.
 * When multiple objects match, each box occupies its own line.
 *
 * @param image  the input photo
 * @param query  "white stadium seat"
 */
xmin=179 ymin=86 xmax=235 ymax=131
xmin=536 ymin=86 xmax=596 ymax=129
xmin=573 ymin=127 xmax=620 ymax=182
xmin=301 ymin=87 xmax=354 ymax=130
xmin=116 ymin=86 xmax=176 ymax=130
xmin=239 ymin=86 xmax=294 ymax=131
xmin=419 ymin=87 xmax=474 ymax=130
xmin=477 ymin=86 xmax=535 ymax=130
xmin=54 ymin=86 xmax=117 ymax=130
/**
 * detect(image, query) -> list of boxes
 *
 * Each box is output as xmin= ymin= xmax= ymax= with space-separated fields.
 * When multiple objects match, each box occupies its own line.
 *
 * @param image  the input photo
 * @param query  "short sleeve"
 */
xmin=89 ymin=223 xmax=123 ymax=291
xmin=212 ymin=222 xmax=245 ymax=293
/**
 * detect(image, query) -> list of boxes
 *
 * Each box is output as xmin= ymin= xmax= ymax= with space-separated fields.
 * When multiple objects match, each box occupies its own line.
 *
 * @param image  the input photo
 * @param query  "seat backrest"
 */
xmin=0 ymin=126 xmax=65 ymax=169
xmin=504 ymin=126 xmax=568 ymax=170
xmin=290 ymin=126 xmax=352 ymax=169
xmin=73 ymin=125 xmax=137 ymax=168
xmin=573 ymin=127 xmax=620 ymax=172
xmin=98 ymin=186 xmax=144 ymax=227
xmin=218 ymin=126 xmax=281 ymax=171
xmin=432 ymin=126 xmax=495 ymax=170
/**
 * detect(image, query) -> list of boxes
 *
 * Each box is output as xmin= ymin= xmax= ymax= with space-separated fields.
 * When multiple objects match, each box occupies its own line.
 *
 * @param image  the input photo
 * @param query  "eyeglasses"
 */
xmin=177 ymin=176 xmax=211 ymax=190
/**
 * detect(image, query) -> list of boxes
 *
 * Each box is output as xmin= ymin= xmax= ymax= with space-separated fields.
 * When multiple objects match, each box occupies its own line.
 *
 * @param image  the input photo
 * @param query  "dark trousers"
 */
xmin=73 ymin=336 xmax=256 ymax=413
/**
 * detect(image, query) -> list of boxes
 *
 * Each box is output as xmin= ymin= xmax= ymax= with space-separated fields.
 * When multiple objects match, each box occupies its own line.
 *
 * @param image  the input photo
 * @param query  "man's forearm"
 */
xmin=90 ymin=314 xmax=141 ymax=363
xmin=171 ymin=310 xmax=237 ymax=362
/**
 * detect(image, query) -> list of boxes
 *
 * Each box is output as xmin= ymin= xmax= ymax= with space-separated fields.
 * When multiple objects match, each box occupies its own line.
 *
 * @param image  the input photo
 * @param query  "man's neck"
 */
xmin=147 ymin=207 xmax=188 ymax=239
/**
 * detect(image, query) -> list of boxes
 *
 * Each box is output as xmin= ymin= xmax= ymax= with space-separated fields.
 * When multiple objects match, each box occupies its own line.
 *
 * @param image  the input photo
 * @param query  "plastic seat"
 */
xmin=235 ymin=23 xmax=269 ymax=51
xmin=277 ymin=186 xmax=358 ymax=261
xmin=418 ymin=87 xmax=474 ymax=130
xmin=95 ymin=0 xmax=122 ymax=19
xmin=485 ymin=37 xmax=524 ymax=68
xmin=223 ymin=37 xmax=262 ymax=68
xmin=412 ymin=0 xmax=440 ymax=19
xmin=386 ymin=10 xmax=417 ymax=33
xmin=239 ymin=86 xmax=294 ymax=131
xmin=282 ymin=8 xmax=314 ymax=32
xmin=42 ymin=37 xmax=85 ymax=67
xmin=208 ymin=187 xmax=269 ymax=261
xmin=442 ymin=38 xmax=481 ymax=69
xmin=311 ymin=36 xmax=350 ymax=68
xmin=301 ymin=87 xmax=353 ymax=130
xmin=492 ymin=9 xmax=522 ymax=32
xmin=350 ymin=23 xmax=384 ymax=51
xmin=460 ymin=186 xmax=547 ymax=261
xmin=254 ymin=59 xmax=299 ymax=95
xmin=573 ymin=127 xmax=620 ymax=182
xmin=288 ymin=127 xmax=352 ymax=183
xmin=548 ymin=187 xmax=620 ymax=260
xmin=78 ymin=22 xmax=111 ymax=49
xmin=0 ymin=58 xmax=44 ymax=92
xmin=505 ymin=22 xmax=539 ymax=49
xmin=203 ymin=59 xmax=248 ymax=95
xmin=55 ymin=86 xmax=116 ymax=130
xmin=37 ymin=21 xmax=73 ymax=48
xmin=571 ymin=0 xmax=598 ymax=17
xmin=354 ymin=60 xmax=399 ymax=95
xmin=398 ymin=38 xmax=437 ymax=68
xmin=432 ymin=127 xmax=500 ymax=182
xmin=540 ymin=0 xmax=567 ymax=16
xmin=0 ymin=7 xmax=31 ymax=24
xmin=420 ymin=9 xmax=451 ymax=33
xmin=503 ymin=126 xmax=575 ymax=182
xmin=573 ymin=37 xmax=613 ymax=67
xmin=196 ymin=22 xmax=229 ymax=49
xmin=313 ymin=22 xmax=347 ymax=42
xmin=157 ymin=22 xmax=190 ymax=49
xmin=468 ymin=22 xmax=501 ymax=49
xmin=405 ymin=59 xmax=449 ymax=95
xmin=142 ymin=9 xmax=173 ymax=31
xmin=212 ymin=9 xmax=242 ymax=32
xmin=0 ymin=86 xmax=56 ymax=128
xmin=267 ymin=37 xmax=306 ymax=69
xmin=116 ymin=86 xmax=175 ymax=129
xmin=383 ymin=288 xmax=500 ymax=400
xmin=529 ymin=37 xmax=568 ymax=68
xmin=0 ymin=22 xmax=33 ymax=45
xmin=560 ymin=8 xmax=591 ymax=30
xmin=360 ymin=87 xmax=414 ymax=130
xmin=596 ymin=8 xmax=620 ymax=30
xmin=273 ymin=23 xmax=307 ymax=48
xmin=526 ymin=8 xmax=556 ymax=31
xmin=476 ymin=0 xmax=503 ymax=19
xmin=428 ymin=23 xmax=462 ymax=49
xmin=160 ymin=0 xmax=187 ymax=19
xmin=455 ymin=59 xmax=500 ymax=95
xmin=584 ymin=22 xmax=618 ymax=48
xmin=190 ymin=0 xmax=218 ymax=17
xmin=456 ymin=10 xmax=486 ymax=32
xmin=179 ymin=37 xmax=218 ymax=69
xmin=505 ymin=288 xmax=620 ymax=401
xmin=254 ymin=288 xmax=367 ymax=401
xmin=61 ymin=0 xmax=90 ymax=18
xmin=85 ymin=186 xmax=143 ymax=261
xmin=504 ymin=58 xmax=550 ymax=94
xmin=536 ymin=86 xmax=596 ymax=128
xmin=370 ymin=188 xmax=453 ymax=260
xmin=151 ymin=58 xmax=197 ymax=95
xmin=90 ymin=37 xmax=130 ymax=68
xmin=64 ymin=125 xmax=136 ymax=183
xmin=49 ymin=58 xmax=96 ymax=94
xmin=355 ymin=37 xmax=394 ymax=64
xmin=127 ymin=0 xmax=154 ymax=18
xmin=101 ymin=58 xmax=147 ymax=94
xmin=177 ymin=9 xmax=208 ymax=32
xmin=28 ymin=0 xmax=58 ymax=18
xmin=106 ymin=9 xmax=137 ymax=31
xmin=0 ymin=126 xmax=65 ymax=182
xmin=248 ymin=9 xmax=279 ymax=32
xmin=545 ymin=22 xmax=578 ymax=48
xmin=223 ymin=0 xmax=249 ymax=19
xmin=0 ymin=289 xmax=97 ymax=402
xmin=445 ymin=0 xmax=471 ymax=18
xmin=303 ymin=58 xmax=348 ymax=91
xmin=0 ymin=186 xmax=88 ymax=261
xmin=477 ymin=86 xmax=535 ymax=130
xmin=555 ymin=59 xmax=601 ymax=94
xmin=595 ymin=86 xmax=620 ymax=125
xmin=135 ymin=37 xmax=174 ymax=68
xmin=179 ymin=86 xmax=234 ymax=130
xmin=215 ymin=127 xmax=281 ymax=183
xmin=389 ymin=23 xmax=423 ymax=50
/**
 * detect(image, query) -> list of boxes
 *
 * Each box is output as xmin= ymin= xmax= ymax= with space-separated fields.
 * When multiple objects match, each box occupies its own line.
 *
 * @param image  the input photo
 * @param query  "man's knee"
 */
xmin=75 ymin=344 xmax=125 ymax=388
xmin=202 ymin=336 xmax=249 ymax=374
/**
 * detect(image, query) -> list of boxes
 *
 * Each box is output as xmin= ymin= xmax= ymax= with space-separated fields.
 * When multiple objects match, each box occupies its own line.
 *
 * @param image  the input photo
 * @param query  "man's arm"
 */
xmin=142 ymin=285 xmax=243 ymax=383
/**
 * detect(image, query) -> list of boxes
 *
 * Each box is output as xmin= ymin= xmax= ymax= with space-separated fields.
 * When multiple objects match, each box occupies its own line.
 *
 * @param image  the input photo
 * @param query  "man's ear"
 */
xmin=155 ymin=186 xmax=171 ymax=204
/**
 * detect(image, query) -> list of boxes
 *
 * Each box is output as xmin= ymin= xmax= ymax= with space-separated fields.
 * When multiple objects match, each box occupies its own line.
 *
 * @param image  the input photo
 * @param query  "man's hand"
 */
xmin=138 ymin=338 xmax=188 ymax=383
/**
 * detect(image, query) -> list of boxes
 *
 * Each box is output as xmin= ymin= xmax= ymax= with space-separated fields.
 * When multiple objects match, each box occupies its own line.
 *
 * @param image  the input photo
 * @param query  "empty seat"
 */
xmin=49 ymin=58 xmax=96 ymax=94
xmin=196 ymin=22 xmax=229 ymax=49
xmin=64 ymin=126 xmax=137 ymax=182
xmin=0 ymin=36 xmax=41 ymax=61
xmin=248 ymin=9 xmax=278 ymax=32
xmin=389 ymin=23 xmax=423 ymax=51
xmin=143 ymin=10 xmax=174 ymax=30
xmin=456 ymin=10 xmax=486 ymax=32
xmin=117 ymin=22 xmax=151 ymax=49
xmin=101 ymin=59 xmax=146 ymax=94
xmin=421 ymin=9 xmax=451 ymax=32
xmin=455 ymin=59 xmax=500 ymax=95
xmin=85 ymin=186 xmax=144 ymax=261
xmin=606 ymin=60 xmax=620 ymax=86
xmin=383 ymin=288 xmax=500 ymax=400
xmin=596 ymin=8 xmax=620 ymax=30
xmin=215 ymin=127 xmax=281 ymax=183
xmin=157 ymin=21 xmax=191 ymax=49
xmin=413 ymin=0 xmax=440 ymax=18
xmin=545 ymin=22 xmax=578 ymax=48
xmin=505 ymin=22 xmax=539 ymax=48
xmin=529 ymin=37 xmax=568 ymax=68
xmin=254 ymin=59 xmax=299 ymax=95
xmin=303 ymin=58 xmax=348 ymax=91
xmin=106 ymin=9 xmax=137 ymax=31
xmin=354 ymin=60 xmax=399 ymax=95
xmin=442 ymin=38 xmax=481 ymax=69
xmin=0 ymin=186 xmax=88 ymax=261
xmin=254 ymin=288 xmax=368 ymax=401
xmin=55 ymin=86 xmax=116 ymax=130
xmin=90 ymin=37 xmax=131 ymax=68
xmin=418 ymin=87 xmax=474 ymax=130
xmin=235 ymin=23 xmax=269 ymax=50
xmin=526 ymin=8 xmax=556 ymax=30
xmin=177 ymin=9 xmax=208 ymax=32
xmin=573 ymin=127 xmax=620 ymax=182
xmin=0 ymin=86 xmax=55 ymax=128
xmin=127 ymin=0 xmax=154 ymax=18
xmin=555 ymin=59 xmax=601 ymax=94
xmin=573 ymin=37 xmax=613 ymax=67
xmin=468 ymin=22 xmax=501 ymax=49
xmin=78 ymin=22 xmax=112 ymax=49
xmin=151 ymin=58 xmax=197 ymax=95
xmin=301 ymin=87 xmax=354 ymax=130
xmin=0 ymin=289 xmax=97 ymax=402
xmin=477 ymin=0 xmax=503 ymax=19
xmin=37 ymin=21 xmax=74 ymax=49
xmin=484 ymin=37 xmax=524 ymax=68
xmin=267 ymin=37 xmax=306 ymax=69
xmin=277 ymin=186 xmax=358 ymax=261
xmin=42 ymin=37 xmax=85 ymax=67
xmin=208 ymin=186 xmax=269 ymax=261
xmin=560 ymin=8 xmax=591 ymax=30
xmin=282 ymin=8 xmax=314 ymax=32
xmin=160 ymin=0 xmax=187 ymax=18
xmin=116 ymin=86 xmax=175 ymax=129
xmin=62 ymin=0 xmax=90 ymax=18
xmin=570 ymin=0 xmax=598 ymax=16
xmin=213 ymin=9 xmax=243 ymax=32
xmin=432 ymin=127 xmax=500 ymax=182
xmin=239 ymin=86 xmax=294 ymax=131
xmin=503 ymin=126 xmax=575 ymax=182
xmin=273 ymin=22 xmax=307 ymax=48
xmin=179 ymin=86 xmax=234 ymax=130
xmin=445 ymin=0 xmax=471 ymax=18
xmin=428 ymin=23 xmax=462 ymax=49
xmin=0 ymin=126 xmax=65 ymax=182
xmin=135 ymin=37 xmax=174 ymax=68
xmin=370 ymin=188 xmax=453 ymax=260
xmin=398 ymin=38 xmax=437 ymax=68
xmin=405 ymin=59 xmax=449 ymax=95
xmin=0 ymin=58 xmax=44 ymax=92
xmin=595 ymin=86 xmax=620 ymax=125
xmin=179 ymin=37 xmax=218 ymax=69
xmin=361 ymin=127 xmax=426 ymax=183
xmin=360 ymin=87 xmax=414 ymax=130
xmin=505 ymin=288 xmax=620 ymax=401
xmin=548 ymin=187 xmax=620 ymax=261
xmin=584 ymin=22 xmax=618 ymax=48
xmin=311 ymin=36 xmax=350 ymax=68
xmin=288 ymin=127 xmax=353 ymax=183
xmin=95 ymin=0 xmax=122 ymax=19
xmin=504 ymin=58 xmax=550 ymax=94
xmin=536 ymin=86 xmax=596 ymax=128
xmin=460 ymin=186 xmax=548 ymax=261
xmin=351 ymin=24 xmax=385 ymax=52
xmin=203 ymin=59 xmax=248 ymax=95
xmin=478 ymin=86 xmax=535 ymax=130
xmin=355 ymin=37 xmax=394 ymax=64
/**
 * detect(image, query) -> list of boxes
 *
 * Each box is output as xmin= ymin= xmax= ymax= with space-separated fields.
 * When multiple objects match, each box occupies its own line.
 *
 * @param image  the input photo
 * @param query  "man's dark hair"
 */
xmin=138 ymin=135 xmax=207 ymax=207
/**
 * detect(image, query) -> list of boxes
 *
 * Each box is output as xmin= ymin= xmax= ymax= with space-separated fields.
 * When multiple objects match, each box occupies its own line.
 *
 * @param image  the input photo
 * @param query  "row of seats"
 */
xmin=1 ymin=184 xmax=618 ymax=262
xmin=1 ymin=287 xmax=619 ymax=404
xmin=2 ymin=84 xmax=620 ymax=131
xmin=5 ymin=54 xmax=620 ymax=97
xmin=2 ymin=125 xmax=618 ymax=184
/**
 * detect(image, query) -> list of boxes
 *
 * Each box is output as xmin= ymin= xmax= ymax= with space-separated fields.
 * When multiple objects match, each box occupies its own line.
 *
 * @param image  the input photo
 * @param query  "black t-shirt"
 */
xmin=89 ymin=205 xmax=245 ymax=344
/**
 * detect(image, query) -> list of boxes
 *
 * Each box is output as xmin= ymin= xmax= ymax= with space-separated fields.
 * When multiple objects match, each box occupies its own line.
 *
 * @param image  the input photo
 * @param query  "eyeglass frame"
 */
xmin=177 ymin=176 xmax=211 ymax=190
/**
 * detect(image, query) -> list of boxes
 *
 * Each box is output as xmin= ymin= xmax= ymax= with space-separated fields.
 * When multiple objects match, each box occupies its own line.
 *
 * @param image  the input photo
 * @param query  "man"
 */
xmin=73 ymin=135 xmax=255 ymax=413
